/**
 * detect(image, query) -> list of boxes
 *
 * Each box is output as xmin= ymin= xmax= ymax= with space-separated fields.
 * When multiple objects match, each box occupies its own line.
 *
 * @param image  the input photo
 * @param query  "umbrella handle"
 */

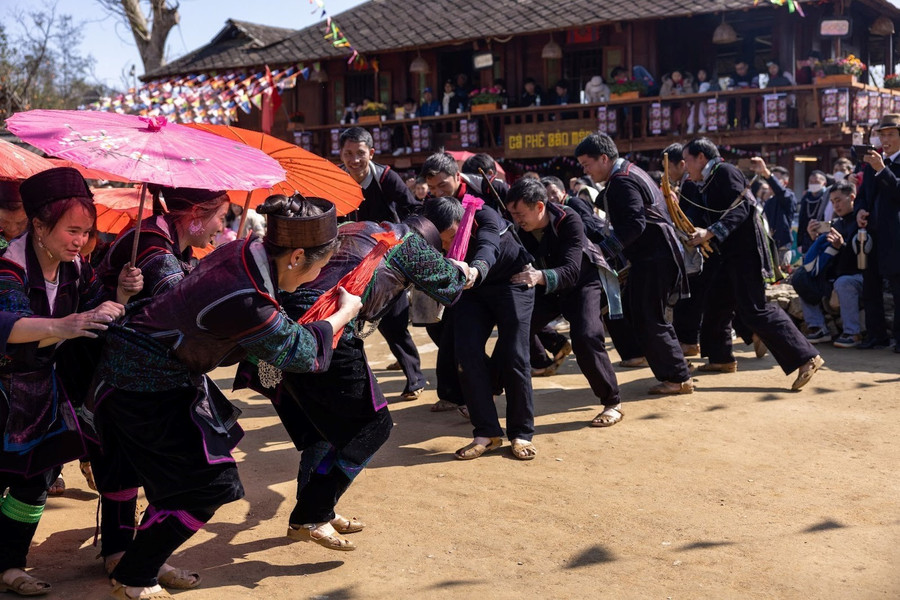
xmin=130 ymin=183 xmax=148 ymax=266
xmin=237 ymin=191 xmax=252 ymax=238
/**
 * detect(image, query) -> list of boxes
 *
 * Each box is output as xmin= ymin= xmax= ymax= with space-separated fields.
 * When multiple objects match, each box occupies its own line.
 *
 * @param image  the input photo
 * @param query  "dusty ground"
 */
xmin=32 ymin=327 xmax=900 ymax=600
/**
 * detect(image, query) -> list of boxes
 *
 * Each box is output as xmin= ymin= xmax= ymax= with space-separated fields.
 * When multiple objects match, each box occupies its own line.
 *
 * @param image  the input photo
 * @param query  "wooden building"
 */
xmin=138 ymin=0 xmax=900 ymax=178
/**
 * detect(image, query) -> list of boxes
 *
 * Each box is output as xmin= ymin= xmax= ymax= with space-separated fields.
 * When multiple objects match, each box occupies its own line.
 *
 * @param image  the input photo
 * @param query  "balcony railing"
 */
xmin=288 ymin=81 xmax=899 ymax=160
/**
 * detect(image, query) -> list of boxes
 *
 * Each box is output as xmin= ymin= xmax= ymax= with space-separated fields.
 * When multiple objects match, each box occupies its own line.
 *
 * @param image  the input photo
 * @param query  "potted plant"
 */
xmin=358 ymin=101 xmax=388 ymax=124
xmin=468 ymin=86 xmax=504 ymax=112
xmin=815 ymin=55 xmax=866 ymax=86
xmin=884 ymin=73 xmax=900 ymax=89
xmin=608 ymin=80 xmax=646 ymax=100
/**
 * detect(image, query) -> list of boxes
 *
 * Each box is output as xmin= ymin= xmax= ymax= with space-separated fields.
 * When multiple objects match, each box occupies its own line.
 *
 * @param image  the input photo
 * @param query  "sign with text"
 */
xmin=504 ymin=120 xmax=597 ymax=159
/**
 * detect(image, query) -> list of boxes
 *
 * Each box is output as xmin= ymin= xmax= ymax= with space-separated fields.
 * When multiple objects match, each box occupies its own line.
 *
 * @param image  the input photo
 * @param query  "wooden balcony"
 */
xmin=288 ymin=82 xmax=899 ymax=165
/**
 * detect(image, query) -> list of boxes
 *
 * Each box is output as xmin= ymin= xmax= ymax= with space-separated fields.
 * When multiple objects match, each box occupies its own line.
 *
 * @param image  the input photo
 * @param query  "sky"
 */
xmin=0 ymin=0 xmax=368 ymax=90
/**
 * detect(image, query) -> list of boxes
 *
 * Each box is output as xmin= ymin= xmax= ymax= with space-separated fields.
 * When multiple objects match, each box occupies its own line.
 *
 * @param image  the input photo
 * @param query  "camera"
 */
xmin=815 ymin=221 xmax=833 ymax=234
xmin=851 ymin=144 xmax=876 ymax=160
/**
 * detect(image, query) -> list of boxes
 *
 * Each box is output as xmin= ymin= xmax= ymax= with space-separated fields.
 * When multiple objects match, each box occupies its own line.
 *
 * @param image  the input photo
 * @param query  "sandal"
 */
xmin=430 ymin=399 xmax=460 ymax=412
xmin=330 ymin=514 xmax=365 ymax=533
xmin=80 ymin=461 xmax=97 ymax=491
xmin=48 ymin=476 xmax=65 ymax=497
xmin=287 ymin=523 xmax=356 ymax=551
xmin=510 ymin=439 xmax=537 ymax=460
xmin=791 ymin=355 xmax=825 ymax=391
xmin=457 ymin=405 xmax=470 ymax=420
xmin=0 ymin=572 xmax=51 ymax=596
xmin=109 ymin=583 xmax=173 ymax=599
xmin=454 ymin=437 xmax=502 ymax=460
xmin=157 ymin=568 xmax=201 ymax=590
xmin=648 ymin=380 xmax=694 ymax=395
xmin=590 ymin=405 xmax=624 ymax=428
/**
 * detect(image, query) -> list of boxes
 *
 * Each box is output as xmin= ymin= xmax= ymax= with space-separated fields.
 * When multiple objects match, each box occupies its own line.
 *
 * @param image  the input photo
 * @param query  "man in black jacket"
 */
xmin=507 ymin=179 xmax=622 ymax=426
xmin=422 ymin=197 xmax=537 ymax=460
xmin=421 ymin=152 xmax=508 ymax=214
xmin=855 ymin=113 xmax=900 ymax=351
xmin=576 ymin=133 xmax=693 ymax=395
xmin=339 ymin=127 xmax=424 ymax=399
xmin=683 ymin=138 xmax=823 ymax=389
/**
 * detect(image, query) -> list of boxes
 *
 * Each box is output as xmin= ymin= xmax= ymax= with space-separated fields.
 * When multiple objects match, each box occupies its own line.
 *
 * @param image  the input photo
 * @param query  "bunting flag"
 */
xmin=88 ymin=63 xmax=307 ymax=124
xmin=753 ymin=0 xmax=805 ymax=17
xmin=310 ymin=0 xmax=376 ymax=72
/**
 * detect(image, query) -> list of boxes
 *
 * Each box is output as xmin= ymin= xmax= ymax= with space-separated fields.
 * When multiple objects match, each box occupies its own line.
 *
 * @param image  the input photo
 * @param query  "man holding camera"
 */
xmin=855 ymin=113 xmax=900 ymax=351
xmin=797 ymin=181 xmax=863 ymax=347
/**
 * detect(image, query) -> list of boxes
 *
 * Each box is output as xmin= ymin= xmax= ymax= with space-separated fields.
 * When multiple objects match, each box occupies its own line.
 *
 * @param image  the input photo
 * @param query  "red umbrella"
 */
xmin=91 ymin=187 xmax=151 ymax=235
xmin=184 ymin=124 xmax=363 ymax=231
xmin=299 ymin=231 xmax=402 ymax=348
xmin=0 ymin=138 xmax=53 ymax=180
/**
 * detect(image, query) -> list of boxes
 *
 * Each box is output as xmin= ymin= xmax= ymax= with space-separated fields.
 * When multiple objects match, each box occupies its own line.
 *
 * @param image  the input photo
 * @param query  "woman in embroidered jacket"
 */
xmin=86 ymin=186 xmax=231 ymax=589
xmin=89 ymin=196 xmax=361 ymax=600
xmin=236 ymin=211 xmax=466 ymax=551
xmin=0 ymin=167 xmax=142 ymax=597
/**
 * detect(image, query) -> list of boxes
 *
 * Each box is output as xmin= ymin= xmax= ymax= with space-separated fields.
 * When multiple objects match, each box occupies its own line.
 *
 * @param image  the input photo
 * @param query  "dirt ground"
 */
xmin=32 ymin=327 xmax=900 ymax=600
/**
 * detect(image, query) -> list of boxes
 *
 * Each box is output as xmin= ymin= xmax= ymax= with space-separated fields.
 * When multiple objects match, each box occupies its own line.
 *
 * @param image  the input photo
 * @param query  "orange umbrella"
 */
xmin=0 ymin=139 xmax=53 ymax=180
xmin=184 ymin=124 xmax=363 ymax=221
xmin=48 ymin=158 xmax=130 ymax=183
xmin=91 ymin=187 xmax=152 ymax=235
xmin=299 ymin=231 xmax=402 ymax=348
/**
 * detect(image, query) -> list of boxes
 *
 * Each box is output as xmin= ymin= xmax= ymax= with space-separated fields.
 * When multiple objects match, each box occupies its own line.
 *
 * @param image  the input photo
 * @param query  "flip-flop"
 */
xmin=590 ymin=406 xmax=624 ymax=428
xmin=454 ymin=437 xmax=502 ymax=460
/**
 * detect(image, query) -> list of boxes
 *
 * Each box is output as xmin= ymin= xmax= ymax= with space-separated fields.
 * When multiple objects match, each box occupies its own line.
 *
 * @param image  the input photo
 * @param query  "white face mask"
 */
xmin=808 ymin=183 xmax=824 ymax=194
xmin=832 ymin=172 xmax=845 ymax=182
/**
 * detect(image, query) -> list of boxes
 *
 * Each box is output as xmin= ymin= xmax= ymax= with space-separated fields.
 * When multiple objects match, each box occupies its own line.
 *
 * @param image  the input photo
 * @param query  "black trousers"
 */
xmin=377 ymin=293 xmax=424 ymax=393
xmin=87 ymin=439 xmax=140 ymax=558
xmin=98 ymin=387 xmax=244 ymax=587
xmin=862 ymin=252 xmax=900 ymax=344
xmin=627 ymin=258 xmax=691 ymax=383
xmin=455 ymin=283 xmax=535 ymax=441
xmin=0 ymin=467 xmax=59 ymax=572
xmin=674 ymin=255 xmax=722 ymax=346
xmin=530 ymin=276 xmax=620 ymax=406
xmin=704 ymin=248 xmax=817 ymax=373
xmin=425 ymin=307 xmax=464 ymax=405
xmin=530 ymin=325 xmax=568 ymax=369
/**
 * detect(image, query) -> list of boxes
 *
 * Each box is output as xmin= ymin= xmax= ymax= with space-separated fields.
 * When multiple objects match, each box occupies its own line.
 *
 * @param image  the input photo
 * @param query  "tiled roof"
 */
xmin=145 ymin=0 xmax=899 ymax=78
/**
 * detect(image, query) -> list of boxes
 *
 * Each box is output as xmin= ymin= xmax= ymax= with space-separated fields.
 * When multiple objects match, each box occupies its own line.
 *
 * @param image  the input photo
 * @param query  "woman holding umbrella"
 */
xmin=85 ymin=185 xmax=230 ymax=588
xmin=86 ymin=195 xmax=361 ymax=600
xmin=0 ymin=167 xmax=142 ymax=597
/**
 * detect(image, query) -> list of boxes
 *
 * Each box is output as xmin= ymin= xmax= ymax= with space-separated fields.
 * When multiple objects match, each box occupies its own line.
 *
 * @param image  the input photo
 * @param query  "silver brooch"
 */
xmin=257 ymin=361 xmax=283 ymax=388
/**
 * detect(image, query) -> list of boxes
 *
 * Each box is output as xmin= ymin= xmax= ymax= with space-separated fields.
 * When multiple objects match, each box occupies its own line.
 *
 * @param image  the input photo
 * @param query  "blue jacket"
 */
xmin=762 ymin=175 xmax=797 ymax=248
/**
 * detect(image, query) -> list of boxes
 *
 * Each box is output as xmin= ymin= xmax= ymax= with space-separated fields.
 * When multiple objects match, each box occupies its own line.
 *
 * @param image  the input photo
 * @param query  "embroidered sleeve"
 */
xmin=542 ymin=269 xmax=559 ymax=294
xmin=387 ymin=232 xmax=465 ymax=305
xmin=140 ymin=251 xmax=188 ymax=297
xmin=0 ymin=264 xmax=32 ymax=353
xmin=239 ymin=310 xmax=334 ymax=374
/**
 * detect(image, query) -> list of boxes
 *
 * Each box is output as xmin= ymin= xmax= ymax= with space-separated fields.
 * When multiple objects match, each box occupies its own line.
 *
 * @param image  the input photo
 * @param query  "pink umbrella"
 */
xmin=7 ymin=110 xmax=285 ymax=263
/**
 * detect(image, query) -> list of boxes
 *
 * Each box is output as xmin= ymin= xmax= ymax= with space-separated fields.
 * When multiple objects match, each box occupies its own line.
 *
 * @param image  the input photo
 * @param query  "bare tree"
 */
xmin=96 ymin=0 xmax=180 ymax=75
